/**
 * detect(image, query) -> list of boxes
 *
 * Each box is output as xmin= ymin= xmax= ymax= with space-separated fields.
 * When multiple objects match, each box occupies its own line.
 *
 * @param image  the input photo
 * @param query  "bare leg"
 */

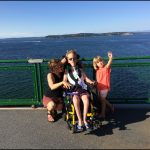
xmin=99 ymin=97 xmax=106 ymax=118
xmin=98 ymin=91 xmax=106 ymax=118
xmin=105 ymin=99 xmax=114 ymax=113
xmin=47 ymin=101 xmax=55 ymax=112
xmin=47 ymin=101 xmax=56 ymax=122
xmin=72 ymin=95 xmax=82 ymax=126
xmin=99 ymin=91 xmax=114 ymax=117
xmin=81 ymin=94 xmax=89 ymax=125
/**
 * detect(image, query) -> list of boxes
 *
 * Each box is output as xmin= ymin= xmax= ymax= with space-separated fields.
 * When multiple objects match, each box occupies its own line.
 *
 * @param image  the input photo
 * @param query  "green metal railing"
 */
xmin=0 ymin=56 xmax=150 ymax=106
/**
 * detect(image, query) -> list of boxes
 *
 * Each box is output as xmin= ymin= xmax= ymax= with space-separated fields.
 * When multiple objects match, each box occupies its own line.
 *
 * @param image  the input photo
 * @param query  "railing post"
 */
xmin=28 ymin=59 xmax=43 ymax=106
xmin=92 ymin=68 xmax=95 ymax=80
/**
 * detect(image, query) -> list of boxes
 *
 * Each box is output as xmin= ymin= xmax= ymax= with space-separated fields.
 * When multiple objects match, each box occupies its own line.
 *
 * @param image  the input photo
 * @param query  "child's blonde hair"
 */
xmin=93 ymin=56 xmax=103 ymax=70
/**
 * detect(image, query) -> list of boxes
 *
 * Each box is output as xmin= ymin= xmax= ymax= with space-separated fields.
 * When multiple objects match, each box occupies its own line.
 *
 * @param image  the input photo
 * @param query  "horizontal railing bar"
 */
xmin=83 ymin=62 xmax=150 ymax=67
xmin=0 ymin=59 xmax=27 ymax=63
xmin=112 ymin=62 xmax=150 ymax=67
xmin=0 ymin=99 xmax=36 ymax=101
xmin=0 ymin=101 xmax=41 ymax=106
xmin=109 ymin=98 xmax=150 ymax=100
xmin=0 ymin=56 xmax=150 ymax=63
xmin=1 ymin=62 xmax=147 ymax=68
xmin=110 ymin=101 xmax=150 ymax=104
xmin=0 ymin=66 xmax=35 ymax=70
xmin=80 ymin=56 xmax=150 ymax=61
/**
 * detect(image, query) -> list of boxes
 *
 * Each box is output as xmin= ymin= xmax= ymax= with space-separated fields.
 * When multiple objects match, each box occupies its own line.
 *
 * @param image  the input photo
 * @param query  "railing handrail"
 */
xmin=0 ymin=55 xmax=150 ymax=63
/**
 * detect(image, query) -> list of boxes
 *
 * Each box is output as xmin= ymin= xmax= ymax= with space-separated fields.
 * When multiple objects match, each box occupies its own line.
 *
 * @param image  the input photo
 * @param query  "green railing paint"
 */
xmin=0 ymin=56 xmax=150 ymax=106
xmin=36 ymin=63 xmax=43 ymax=102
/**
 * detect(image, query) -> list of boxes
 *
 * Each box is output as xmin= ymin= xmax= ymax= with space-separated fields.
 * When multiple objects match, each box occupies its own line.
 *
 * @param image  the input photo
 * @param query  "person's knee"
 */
xmin=73 ymin=95 xmax=80 ymax=104
xmin=100 ymin=96 xmax=106 ymax=101
xmin=47 ymin=101 xmax=55 ymax=110
xmin=81 ymin=94 xmax=89 ymax=102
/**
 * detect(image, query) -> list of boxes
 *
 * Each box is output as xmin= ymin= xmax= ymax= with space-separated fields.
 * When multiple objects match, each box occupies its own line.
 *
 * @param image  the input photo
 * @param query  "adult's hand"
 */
xmin=63 ymin=81 xmax=72 ymax=89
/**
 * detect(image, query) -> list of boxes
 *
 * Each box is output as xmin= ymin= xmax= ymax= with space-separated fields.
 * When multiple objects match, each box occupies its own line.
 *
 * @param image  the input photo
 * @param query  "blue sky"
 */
xmin=0 ymin=1 xmax=150 ymax=38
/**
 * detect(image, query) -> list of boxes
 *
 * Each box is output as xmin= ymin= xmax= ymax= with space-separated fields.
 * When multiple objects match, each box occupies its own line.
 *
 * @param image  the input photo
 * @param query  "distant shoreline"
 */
xmin=1 ymin=31 xmax=150 ymax=40
xmin=45 ymin=32 xmax=134 ymax=38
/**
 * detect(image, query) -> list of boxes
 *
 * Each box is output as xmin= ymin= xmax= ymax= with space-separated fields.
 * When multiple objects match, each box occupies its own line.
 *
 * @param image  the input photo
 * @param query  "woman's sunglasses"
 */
xmin=68 ymin=57 xmax=77 ymax=61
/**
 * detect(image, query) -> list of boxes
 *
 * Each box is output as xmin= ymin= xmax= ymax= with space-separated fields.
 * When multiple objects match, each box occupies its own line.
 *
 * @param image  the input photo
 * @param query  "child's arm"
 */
xmin=106 ymin=51 xmax=113 ymax=68
xmin=62 ymin=70 xmax=72 ymax=89
xmin=82 ymin=70 xmax=95 ymax=84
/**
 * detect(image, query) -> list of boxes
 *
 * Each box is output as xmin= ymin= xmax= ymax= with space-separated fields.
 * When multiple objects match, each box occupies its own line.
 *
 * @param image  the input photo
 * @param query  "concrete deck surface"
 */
xmin=0 ymin=105 xmax=150 ymax=149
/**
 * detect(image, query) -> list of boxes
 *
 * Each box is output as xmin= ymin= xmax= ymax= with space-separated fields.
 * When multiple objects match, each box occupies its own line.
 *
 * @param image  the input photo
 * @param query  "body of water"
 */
xmin=0 ymin=32 xmax=150 ymax=60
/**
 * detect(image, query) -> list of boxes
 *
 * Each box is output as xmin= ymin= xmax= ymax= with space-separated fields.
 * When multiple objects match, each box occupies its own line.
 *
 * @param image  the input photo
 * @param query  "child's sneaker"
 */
xmin=84 ymin=123 xmax=93 ymax=132
xmin=76 ymin=125 xmax=83 ymax=132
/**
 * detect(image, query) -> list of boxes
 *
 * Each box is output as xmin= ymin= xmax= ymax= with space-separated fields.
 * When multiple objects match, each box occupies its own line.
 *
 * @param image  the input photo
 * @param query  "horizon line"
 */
xmin=0 ymin=31 xmax=150 ymax=39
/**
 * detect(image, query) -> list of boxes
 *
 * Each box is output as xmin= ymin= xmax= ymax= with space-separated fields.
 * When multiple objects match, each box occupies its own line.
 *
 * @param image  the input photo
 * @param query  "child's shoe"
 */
xmin=84 ymin=123 xmax=92 ymax=132
xmin=76 ymin=125 xmax=83 ymax=132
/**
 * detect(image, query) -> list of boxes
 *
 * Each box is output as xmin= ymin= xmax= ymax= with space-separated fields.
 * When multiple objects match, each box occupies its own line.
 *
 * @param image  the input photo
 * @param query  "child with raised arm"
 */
xmin=93 ymin=51 xmax=114 ymax=119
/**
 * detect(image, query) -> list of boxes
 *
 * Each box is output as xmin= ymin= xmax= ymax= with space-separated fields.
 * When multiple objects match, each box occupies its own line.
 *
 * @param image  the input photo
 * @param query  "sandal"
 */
xmin=47 ymin=111 xmax=55 ymax=122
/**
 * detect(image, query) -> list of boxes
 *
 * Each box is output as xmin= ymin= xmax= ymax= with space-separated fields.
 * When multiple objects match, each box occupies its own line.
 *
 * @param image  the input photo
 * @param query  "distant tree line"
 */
xmin=45 ymin=32 xmax=134 ymax=39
